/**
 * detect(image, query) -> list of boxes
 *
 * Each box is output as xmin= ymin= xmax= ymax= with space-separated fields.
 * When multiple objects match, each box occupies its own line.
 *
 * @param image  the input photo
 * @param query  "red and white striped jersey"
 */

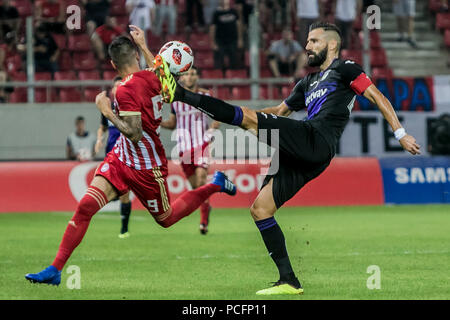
xmin=171 ymin=90 xmax=212 ymax=154
xmin=113 ymin=69 xmax=167 ymax=171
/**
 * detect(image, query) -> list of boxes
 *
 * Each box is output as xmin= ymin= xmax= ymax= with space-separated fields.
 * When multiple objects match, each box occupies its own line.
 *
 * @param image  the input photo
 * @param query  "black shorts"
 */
xmin=257 ymin=112 xmax=333 ymax=208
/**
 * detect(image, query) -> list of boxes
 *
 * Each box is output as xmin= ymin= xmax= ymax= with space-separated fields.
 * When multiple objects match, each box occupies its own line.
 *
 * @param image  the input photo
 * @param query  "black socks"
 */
xmin=176 ymin=83 xmax=244 ymax=126
xmin=255 ymin=217 xmax=301 ymax=288
xmin=120 ymin=202 xmax=132 ymax=234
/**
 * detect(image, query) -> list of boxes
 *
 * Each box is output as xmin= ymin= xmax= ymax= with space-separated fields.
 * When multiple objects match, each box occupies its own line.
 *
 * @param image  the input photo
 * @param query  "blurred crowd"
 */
xmin=1 ymin=0 xmax=449 ymax=103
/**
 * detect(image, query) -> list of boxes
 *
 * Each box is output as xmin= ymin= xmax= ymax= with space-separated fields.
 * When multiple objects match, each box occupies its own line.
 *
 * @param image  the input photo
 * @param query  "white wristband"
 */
xmin=394 ymin=128 xmax=406 ymax=140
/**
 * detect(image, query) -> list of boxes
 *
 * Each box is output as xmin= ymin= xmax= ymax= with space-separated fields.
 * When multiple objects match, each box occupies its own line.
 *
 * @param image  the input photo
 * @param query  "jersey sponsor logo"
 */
xmin=306 ymin=88 xmax=328 ymax=105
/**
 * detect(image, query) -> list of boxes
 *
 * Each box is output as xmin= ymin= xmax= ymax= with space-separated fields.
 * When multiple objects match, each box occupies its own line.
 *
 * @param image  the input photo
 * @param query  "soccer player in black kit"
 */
xmin=155 ymin=22 xmax=421 ymax=295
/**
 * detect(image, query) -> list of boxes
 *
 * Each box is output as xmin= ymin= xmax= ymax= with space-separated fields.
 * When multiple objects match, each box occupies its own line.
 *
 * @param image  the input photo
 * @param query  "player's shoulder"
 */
xmin=335 ymin=58 xmax=364 ymax=72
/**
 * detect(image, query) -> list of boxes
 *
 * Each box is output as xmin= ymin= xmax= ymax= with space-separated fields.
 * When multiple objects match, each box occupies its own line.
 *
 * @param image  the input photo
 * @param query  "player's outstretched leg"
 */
xmin=157 ymin=171 xmax=235 ymax=228
xmin=154 ymin=55 xmax=251 ymax=130
xmin=25 ymin=176 xmax=117 ymax=285
xmin=119 ymin=192 xmax=132 ymax=239
xmin=188 ymin=167 xmax=212 ymax=235
xmin=251 ymin=179 xmax=303 ymax=295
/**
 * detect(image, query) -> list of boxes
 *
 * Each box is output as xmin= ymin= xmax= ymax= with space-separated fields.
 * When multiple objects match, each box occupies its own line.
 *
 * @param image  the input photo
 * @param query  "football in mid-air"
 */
xmin=158 ymin=41 xmax=194 ymax=75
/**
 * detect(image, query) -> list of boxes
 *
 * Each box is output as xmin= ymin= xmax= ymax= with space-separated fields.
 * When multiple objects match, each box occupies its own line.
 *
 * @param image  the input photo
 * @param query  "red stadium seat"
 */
xmin=5 ymin=54 xmax=23 ymax=74
xmin=259 ymin=69 xmax=273 ymax=78
xmin=165 ymin=34 xmax=187 ymax=43
xmin=51 ymin=33 xmax=66 ymax=49
xmin=54 ymin=71 xmax=77 ymax=81
xmin=58 ymin=50 xmax=73 ymax=71
xmin=59 ymin=88 xmax=82 ymax=102
xmin=78 ymin=70 xmax=101 ymax=80
xmin=12 ymin=71 xmax=27 ymax=81
xmin=202 ymin=69 xmax=223 ymax=78
xmin=68 ymin=34 xmax=92 ymax=51
xmin=35 ymin=88 xmax=57 ymax=103
xmin=194 ymin=51 xmax=214 ymax=69
xmin=189 ymin=33 xmax=211 ymax=51
xmin=35 ymin=72 xmax=52 ymax=81
xmin=436 ymin=13 xmax=450 ymax=30
xmin=147 ymin=31 xmax=163 ymax=52
xmin=12 ymin=0 xmax=32 ymax=17
xmin=260 ymin=85 xmax=281 ymax=100
xmin=445 ymin=29 xmax=450 ymax=47
xmin=216 ymin=87 xmax=230 ymax=100
xmin=115 ymin=15 xmax=130 ymax=28
xmin=83 ymin=88 xmax=101 ymax=102
xmin=9 ymin=90 xmax=27 ymax=103
xmin=371 ymin=67 xmax=393 ymax=80
xmin=110 ymin=2 xmax=127 ymax=16
xmin=225 ymin=69 xmax=248 ymax=78
xmin=231 ymin=86 xmax=251 ymax=100
xmin=281 ymin=83 xmax=295 ymax=97
xmin=370 ymin=49 xmax=388 ymax=68
xmin=100 ymin=60 xmax=114 ymax=71
xmin=103 ymin=70 xmax=118 ymax=80
xmin=73 ymin=52 xmax=98 ymax=70
xmin=429 ymin=0 xmax=443 ymax=12
xmin=370 ymin=31 xmax=382 ymax=48
xmin=340 ymin=49 xmax=363 ymax=65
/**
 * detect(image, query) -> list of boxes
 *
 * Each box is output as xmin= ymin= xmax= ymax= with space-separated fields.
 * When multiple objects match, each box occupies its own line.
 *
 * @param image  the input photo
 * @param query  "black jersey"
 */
xmin=284 ymin=58 xmax=372 ymax=153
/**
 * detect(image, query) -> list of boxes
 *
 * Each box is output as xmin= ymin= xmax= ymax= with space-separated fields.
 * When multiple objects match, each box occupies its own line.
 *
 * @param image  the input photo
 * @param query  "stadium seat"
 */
xmin=78 ymin=70 xmax=101 ymax=80
xmin=165 ymin=33 xmax=187 ymax=43
xmin=194 ymin=51 xmax=214 ymax=69
xmin=340 ymin=49 xmax=363 ymax=65
xmin=51 ymin=33 xmax=66 ymax=49
xmin=73 ymin=52 xmax=98 ymax=70
xmin=59 ymin=88 xmax=82 ymax=102
xmin=100 ymin=60 xmax=114 ymax=71
xmin=216 ymin=87 xmax=230 ymax=100
xmin=231 ymin=86 xmax=251 ymax=100
xmin=103 ymin=70 xmax=118 ymax=80
xmin=259 ymin=69 xmax=273 ymax=78
xmin=9 ymin=90 xmax=27 ymax=103
xmin=115 ymin=16 xmax=130 ymax=28
xmin=202 ymin=69 xmax=223 ymax=78
xmin=110 ymin=2 xmax=127 ymax=16
xmin=54 ymin=71 xmax=77 ymax=81
xmin=35 ymin=72 xmax=52 ymax=81
xmin=260 ymin=85 xmax=281 ymax=100
xmin=5 ymin=54 xmax=23 ymax=74
xmin=281 ymin=83 xmax=295 ymax=97
xmin=371 ymin=67 xmax=393 ymax=80
xmin=147 ymin=31 xmax=163 ymax=52
xmin=58 ymin=50 xmax=73 ymax=71
xmin=445 ymin=29 xmax=450 ymax=48
xmin=189 ymin=33 xmax=211 ymax=51
xmin=68 ymin=34 xmax=92 ymax=52
xmin=225 ymin=69 xmax=248 ymax=78
xmin=436 ymin=13 xmax=450 ymax=30
xmin=83 ymin=88 xmax=101 ymax=102
xmin=370 ymin=49 xmax=388 ymax=68
xmin=12 ymin=0 xmax=32 ymax=17
xmin=370 ymin=31 xmax=382 ymax=48
xmin=429 ymin=0 xmax=443 ymax=12
xmin=35 ymin=88 xmax=57 ymax=103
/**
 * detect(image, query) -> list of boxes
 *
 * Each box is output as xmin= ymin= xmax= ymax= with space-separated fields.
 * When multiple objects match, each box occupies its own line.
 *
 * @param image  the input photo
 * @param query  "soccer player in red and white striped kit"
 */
xmin=161 ymin=66 xmax=220 ymax=235
xmin=25 ymin=31 xmax=236 ymax=285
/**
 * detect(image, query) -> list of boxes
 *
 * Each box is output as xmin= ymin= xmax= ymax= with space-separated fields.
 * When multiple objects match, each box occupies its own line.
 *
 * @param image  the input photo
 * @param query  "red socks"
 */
xmin=157 ymin=183 xmax=219 ymax=228
xmin=52 ymin=186 xmax=107 ymax=271
xmin=200 ymin=200 xmax=211 ymax=225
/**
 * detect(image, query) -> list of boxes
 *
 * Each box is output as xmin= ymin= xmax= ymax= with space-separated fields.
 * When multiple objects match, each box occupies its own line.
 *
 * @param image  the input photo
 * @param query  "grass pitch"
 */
xmin=0 ymin=205 xmax=449 ymax=300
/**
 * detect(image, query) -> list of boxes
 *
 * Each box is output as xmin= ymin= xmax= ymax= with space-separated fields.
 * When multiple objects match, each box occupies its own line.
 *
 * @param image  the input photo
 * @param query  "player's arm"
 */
xmin=95 ymin=91 xmax=143 ymax=143
xmin=160 ymin=113 xmax=177 ymax=130
xmin=363 ymin=84 xmax=421 ymax=155
xmin=129 ymin=24 xmax=154 ymax=68
xmin=95 ymin=123 xmax=107 ymax=154
xmin=257 ymin=102 xmax=293 ymax=117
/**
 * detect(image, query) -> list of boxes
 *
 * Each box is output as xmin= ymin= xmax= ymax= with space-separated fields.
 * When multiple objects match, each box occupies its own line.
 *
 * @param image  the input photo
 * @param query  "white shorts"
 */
xmin=393 ymin=0 xmax=416 ymax=17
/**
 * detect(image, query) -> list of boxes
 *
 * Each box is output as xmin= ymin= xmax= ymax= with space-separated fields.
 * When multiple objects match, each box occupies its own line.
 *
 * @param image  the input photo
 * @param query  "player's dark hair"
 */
xmin=75 ymin=116 xmax=84 ymax=122
xmin=113 ymin=76 xmax=122 ymax=83
xmin=309 ymin=21 xmax=342 ymax=39
xmin=191 ymin=65 xmax=200 ymax=76
xmin=108 ymin=36 xmax=136 ymax=70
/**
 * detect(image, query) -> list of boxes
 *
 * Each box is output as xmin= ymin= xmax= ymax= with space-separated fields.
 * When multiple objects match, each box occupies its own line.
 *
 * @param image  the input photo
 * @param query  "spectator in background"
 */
xmin=393 ymin=0 xmax=418 ymax=48
xmin=126 ymin=0 xmax=156 ymax=35
xmin=91 ymin=16 xmax=126 ymax=61
xmin=236 ymin=0 xmax=254 ymax=30
xmin=0 ymin=0 xmax=20 ymax=43
xmin=154 ymin=0 xmax=177 ymax=36
xmin=259 ymin=0 xmax=288 ymax=33
xmin=83 ymin=0 xmax=112 ymax=37
xmin=293 ymin=0 xmax=320 ymax=49
xmin=267 ymin=28 xmax=306 ymax=77
xmin=204 ymin=0 xmax=220 ymax=26
xmin=210 ymin=0 xmax=243 ymax=70
xmin=333 ymin=0 xmax=362 ymax=49
xmin=35 ymin=0 xmax=66 ymax=34
xmin=0 ymin=31 xmax=19 ymax=73
xmin=126 ymin=0 xmax=156 ymax=68
xmin=67 ymin=116 xmax=97 ymax=161
xmin=186 ymin=0 xmax=206 ymax=32
xmin=34 ymin=24 xmax=59 ymax=74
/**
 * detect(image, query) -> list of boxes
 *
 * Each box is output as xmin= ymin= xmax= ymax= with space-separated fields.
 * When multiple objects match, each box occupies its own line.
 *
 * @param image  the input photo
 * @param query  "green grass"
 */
xmin=0 ymin=205 xmax=449 ymax=300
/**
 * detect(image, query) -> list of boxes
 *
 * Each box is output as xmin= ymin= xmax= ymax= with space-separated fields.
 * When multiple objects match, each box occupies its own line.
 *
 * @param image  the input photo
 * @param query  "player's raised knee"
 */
xmin=250 ymin=202 xmax=271 ymax=221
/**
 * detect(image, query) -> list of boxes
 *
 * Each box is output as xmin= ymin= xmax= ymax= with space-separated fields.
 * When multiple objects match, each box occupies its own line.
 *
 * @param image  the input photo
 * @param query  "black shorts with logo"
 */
xmin=257 ymin=112 xmax=333 ymax=208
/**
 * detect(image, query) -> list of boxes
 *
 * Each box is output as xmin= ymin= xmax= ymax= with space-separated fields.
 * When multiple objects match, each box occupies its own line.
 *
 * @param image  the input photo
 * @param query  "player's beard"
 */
xmin=307 ymin=45 xmax=328 ymax=67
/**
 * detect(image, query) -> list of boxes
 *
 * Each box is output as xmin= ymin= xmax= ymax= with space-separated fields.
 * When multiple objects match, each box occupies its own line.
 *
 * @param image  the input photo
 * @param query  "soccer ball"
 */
xmin=158 ymin=41 xmax=194 ymax=75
